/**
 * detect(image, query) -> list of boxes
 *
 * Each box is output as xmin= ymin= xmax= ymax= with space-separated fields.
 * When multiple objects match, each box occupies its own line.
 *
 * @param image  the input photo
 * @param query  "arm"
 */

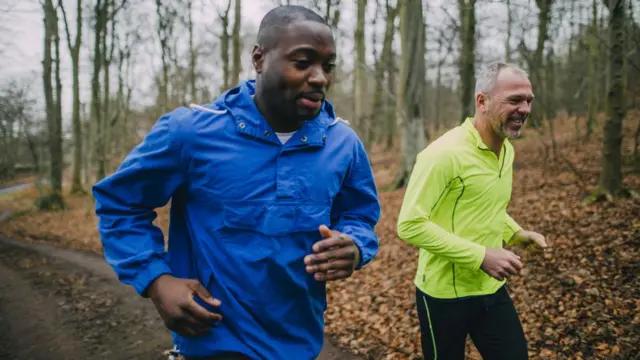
xmin=330 ymin=138 xmax=380 ymax=270
xmin=92 ymin=108 xmax=190 ymax=296
xmin=503 ymin=213 xmax=523 ymax=244
xmin=396 ymin=148 xmax=485 ymax=270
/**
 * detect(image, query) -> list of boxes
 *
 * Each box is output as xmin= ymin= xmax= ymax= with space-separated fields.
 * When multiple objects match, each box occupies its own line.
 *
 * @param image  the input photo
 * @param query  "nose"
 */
xmin=308 ymin=65 xmax=329 ymax=88
xmin=518 ymin=101 xmax=531 ymax=116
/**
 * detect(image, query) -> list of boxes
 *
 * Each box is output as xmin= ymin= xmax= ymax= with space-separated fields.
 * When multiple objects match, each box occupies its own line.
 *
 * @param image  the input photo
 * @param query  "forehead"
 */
xmin=277 ymin=20 xmax=335 ymax=56
xmin=494 ymin=69 xmax=533 ymax=97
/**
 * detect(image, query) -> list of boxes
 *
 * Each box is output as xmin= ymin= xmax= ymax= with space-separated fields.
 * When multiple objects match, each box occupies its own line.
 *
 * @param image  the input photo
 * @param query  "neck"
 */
xmin=472 ymin=114 xmax=504 ymax=155
xmin=253 ymin=84 xmax=303 ymax=133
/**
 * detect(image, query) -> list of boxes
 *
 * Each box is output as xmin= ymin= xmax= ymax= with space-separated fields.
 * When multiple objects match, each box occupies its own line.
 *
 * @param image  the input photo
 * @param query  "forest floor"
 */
xmin=0 ymin=113 xmax=639 ymax=359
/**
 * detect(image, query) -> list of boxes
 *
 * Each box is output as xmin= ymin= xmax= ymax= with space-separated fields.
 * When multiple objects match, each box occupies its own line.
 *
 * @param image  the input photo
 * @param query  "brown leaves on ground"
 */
xmin=325 ymin=115 xmax=640 ymax=359
xmin=1 ymin=115 xmax=639 ymax=359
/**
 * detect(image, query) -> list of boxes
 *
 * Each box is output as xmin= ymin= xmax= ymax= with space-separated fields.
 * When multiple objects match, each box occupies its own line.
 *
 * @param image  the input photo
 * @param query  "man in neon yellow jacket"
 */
xmin=397 ymin=61 xmax=548 ymax=360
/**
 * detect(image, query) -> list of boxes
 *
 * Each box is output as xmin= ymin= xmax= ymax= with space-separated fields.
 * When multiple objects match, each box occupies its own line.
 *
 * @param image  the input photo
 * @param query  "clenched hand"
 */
xmin=146 ymin=274 xmax=222 ymax=337
xmin=304 ymin=225 xmax=361 ymax=281
xmin=481 ymin=248 xmax=523 ymax=281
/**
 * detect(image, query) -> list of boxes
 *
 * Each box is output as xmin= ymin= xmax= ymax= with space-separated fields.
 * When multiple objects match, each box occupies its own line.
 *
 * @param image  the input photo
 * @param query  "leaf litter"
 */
xmin=1 ymin=115 xmax=639 ymax=359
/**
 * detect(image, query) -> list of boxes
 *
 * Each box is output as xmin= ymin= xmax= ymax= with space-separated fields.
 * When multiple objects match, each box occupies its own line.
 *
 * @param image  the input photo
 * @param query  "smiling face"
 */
xmin=252 ymin=20 xmax=336 ymax=124
xmin=477 ymin=68 xmax=534 ymax=139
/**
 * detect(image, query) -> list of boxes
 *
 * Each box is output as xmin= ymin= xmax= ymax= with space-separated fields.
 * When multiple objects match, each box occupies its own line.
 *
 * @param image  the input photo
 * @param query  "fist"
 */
xmin=480 ymin=248 xmax=523 ymax=281
xmin=304 ymin=225 xmax=361 ymax=281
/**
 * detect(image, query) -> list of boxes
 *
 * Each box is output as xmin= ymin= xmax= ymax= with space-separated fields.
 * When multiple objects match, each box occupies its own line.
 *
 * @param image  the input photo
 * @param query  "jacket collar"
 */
xmin=215 ymin=80 xmax=336 ymax=147
xmin=462 ymin=116 xmax=511 ymax=151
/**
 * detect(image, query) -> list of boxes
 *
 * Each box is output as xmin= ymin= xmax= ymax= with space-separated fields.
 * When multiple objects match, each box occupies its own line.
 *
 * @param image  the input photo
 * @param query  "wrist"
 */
xmin=510 ymin=230 xmax=528 ymax=246
xmin=353 ymin=244 xmax=362 ymax=270
xmin=145 ymin=274 xmax=172 ymax=299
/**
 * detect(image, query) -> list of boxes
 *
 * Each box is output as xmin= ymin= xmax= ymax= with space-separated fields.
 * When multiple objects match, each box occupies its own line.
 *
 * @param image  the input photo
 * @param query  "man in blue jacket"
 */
xmin=92 ymin=5 xmax=380 ymax=360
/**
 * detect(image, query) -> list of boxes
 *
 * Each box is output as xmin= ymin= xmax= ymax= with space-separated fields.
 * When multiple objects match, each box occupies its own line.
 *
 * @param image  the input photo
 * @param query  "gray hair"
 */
xmin=475 ymin=61 xmax=529 ymax=95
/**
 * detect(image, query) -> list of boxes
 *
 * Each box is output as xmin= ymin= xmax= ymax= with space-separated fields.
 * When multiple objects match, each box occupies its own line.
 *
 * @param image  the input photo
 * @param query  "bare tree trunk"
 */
xmin=53 ymin=3 xmax=63 ymax=194
xmin=393 ymin=0 xmax=426 ymax=189
xmin=435 ymin=37 xmax=443 ymax=131
xmin=531 ymin=0 xmax=553 ymax=129
xmin=372 ymin=0 xmax=396 ymax=148
xmin=386 ymin=56 xmax=397 ymax=150
xmin=103 ymin=2 xmax=117 ymax=172
xmin=218 ymin=1 xmax=232 ymax=93
xmin=41 ymin=0 xmax=64 ymax=208
xmin=588 ymin=0 xmax=629 ymax=202
xmin=186 ymin=0 xmax=197 ymax=103
xmin=505 ymin=0 xmax=512 ymax=63
xmin=586 ymin=0 xmax=597 ymax=139
xmin=92 ymin=0 xmax=106 ymax=181
xmin=156 ymin=0 xmax=175 ymax=111
xmin=231 ymin=0 xmax=241 ymax=86
xmin=458 ymin=0 xmax=475 ymax=123
xmin=60 ymin=0 xmax=84 ymax=194
xmin=354 ymin=0 xmax=367 ymax=146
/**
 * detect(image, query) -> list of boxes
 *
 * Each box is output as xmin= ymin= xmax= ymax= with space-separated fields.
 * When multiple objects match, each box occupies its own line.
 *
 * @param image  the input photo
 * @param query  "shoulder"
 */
xmin=326 ymin=116 xmax=359 ymax=143
xmin=417 ymin=126 xmax=467 ymax=168
xmin=150 ymin=103 xmax=233 ymax=151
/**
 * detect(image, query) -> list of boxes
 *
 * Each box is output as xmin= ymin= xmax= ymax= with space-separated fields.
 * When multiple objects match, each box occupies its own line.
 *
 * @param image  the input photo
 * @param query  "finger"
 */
xmin=191 ymin=282 xmax=222 ymax=308
xmin=311 ymin=235 xmax=353 ymax=253
xmin=508 ymin=254 xmax=523 ymax=270
xmin=535 ymin=236 xmax=547 ymax=248
xmin=177 ymin=323 xmax=208 ymax=338
xmin=305 ymin=246 xmax=354 ymax=266
xmin=183 ymin=298 xmax=222 ymax=325
xmin=319 ymin=225 xmax=333 ymax=239
xmin=315 ymin=269 xmax=351 ymax=281
xmin=307 ymin=259 xmax=353 ymax=273
xmin=170 ymin=311 xmax=212 ymax=334
xmin=504 ymin=264 xmax=519 ymax=276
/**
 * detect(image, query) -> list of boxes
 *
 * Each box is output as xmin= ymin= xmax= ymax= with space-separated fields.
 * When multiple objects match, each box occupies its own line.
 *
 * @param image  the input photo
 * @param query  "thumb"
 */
xmin=537 ymin=235 xmax=548 ymax=248
xmin=192 ymin=281 xmax=221 ymax=307
xmin=319 ymin=224 xmax=333 ymax=239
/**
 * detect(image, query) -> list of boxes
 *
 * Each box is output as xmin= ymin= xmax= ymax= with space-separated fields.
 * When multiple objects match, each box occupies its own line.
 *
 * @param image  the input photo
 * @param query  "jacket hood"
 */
xmin=214 ymin=80 xmax=337 ymax=130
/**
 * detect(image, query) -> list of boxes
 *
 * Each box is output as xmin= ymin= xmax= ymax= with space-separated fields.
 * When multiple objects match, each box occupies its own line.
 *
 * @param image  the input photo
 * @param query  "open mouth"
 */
xmin=297 ymin=92 xmax=324 ymax=109
xmin=507 ymin=116 xmax=526 ymax=128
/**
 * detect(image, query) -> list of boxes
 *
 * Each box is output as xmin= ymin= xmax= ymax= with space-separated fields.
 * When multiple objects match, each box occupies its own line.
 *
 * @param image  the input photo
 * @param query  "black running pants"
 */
xmin=416 ymin=285 xmax=528 ymax=360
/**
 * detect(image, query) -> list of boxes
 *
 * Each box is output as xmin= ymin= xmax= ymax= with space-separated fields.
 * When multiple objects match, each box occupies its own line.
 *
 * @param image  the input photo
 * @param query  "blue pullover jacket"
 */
xmin=93 ymin=80 xmax=380 ymax=359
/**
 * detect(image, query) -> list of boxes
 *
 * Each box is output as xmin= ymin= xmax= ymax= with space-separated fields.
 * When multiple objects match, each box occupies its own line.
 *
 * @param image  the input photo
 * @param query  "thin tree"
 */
xmin=393 ymin=0 xmax=426 ymax=189
xmin=40 ymin=0 xmax=64 ymax=209
xmin=231 ymin=0 xmax=242 ymax=87
xmin=354 ymin=0 xmax=367 ymax=146
xmin=458 ymin=0 xmax=475 ymax=123
xmin=585 ymin=0 xmax=633 ymax=203
xmin=59 ymin=0 xmax=84 ymax=194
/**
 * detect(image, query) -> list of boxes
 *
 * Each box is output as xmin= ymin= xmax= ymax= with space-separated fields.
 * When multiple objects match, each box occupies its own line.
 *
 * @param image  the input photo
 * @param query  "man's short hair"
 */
xmin=475 ymin=61 xmax=529 ymax=95
xmin=257 ymin=5 xmax=330 ymax=50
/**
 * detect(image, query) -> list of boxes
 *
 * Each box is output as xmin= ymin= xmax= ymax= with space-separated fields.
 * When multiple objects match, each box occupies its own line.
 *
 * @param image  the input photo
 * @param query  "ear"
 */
xmin=252 ymin=44 xmax=265 ymax=74
xmin=476 ymin=92 xmax=488 ymax=113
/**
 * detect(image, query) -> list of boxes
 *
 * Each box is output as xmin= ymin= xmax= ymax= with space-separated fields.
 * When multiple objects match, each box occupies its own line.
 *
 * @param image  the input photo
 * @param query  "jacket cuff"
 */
xmin=135 ymin=260 xmax=172 ymax=297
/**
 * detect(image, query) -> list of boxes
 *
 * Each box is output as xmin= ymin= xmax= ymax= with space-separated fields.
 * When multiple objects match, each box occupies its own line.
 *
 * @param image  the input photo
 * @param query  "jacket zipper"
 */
xmin=498 ymin=144 xmax=506 ymax=178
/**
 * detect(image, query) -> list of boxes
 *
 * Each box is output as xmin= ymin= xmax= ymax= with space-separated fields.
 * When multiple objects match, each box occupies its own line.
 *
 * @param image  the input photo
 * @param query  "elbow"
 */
xmin=397 ymin=220 xmax=419 ymax=245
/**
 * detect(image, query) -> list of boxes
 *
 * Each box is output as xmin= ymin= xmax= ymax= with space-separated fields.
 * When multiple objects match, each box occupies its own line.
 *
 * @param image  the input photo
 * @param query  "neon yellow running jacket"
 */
xmin=397 ymin=117 xmax=522 ymax=299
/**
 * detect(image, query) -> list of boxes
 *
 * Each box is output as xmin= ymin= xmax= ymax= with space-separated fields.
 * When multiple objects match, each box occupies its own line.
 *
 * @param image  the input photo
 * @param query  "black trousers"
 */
xmin=416 ymin=285 xmax=528 ymax=360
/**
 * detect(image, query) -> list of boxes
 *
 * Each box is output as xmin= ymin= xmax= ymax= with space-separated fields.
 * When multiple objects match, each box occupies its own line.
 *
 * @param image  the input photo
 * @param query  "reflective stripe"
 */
xmin=422 ymin=295 xmax=438 ymax=359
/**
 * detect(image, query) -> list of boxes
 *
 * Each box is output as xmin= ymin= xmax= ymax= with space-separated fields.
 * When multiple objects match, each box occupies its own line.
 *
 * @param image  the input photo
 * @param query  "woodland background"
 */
xmin=0 ymin=0 xmax=639 ymax=359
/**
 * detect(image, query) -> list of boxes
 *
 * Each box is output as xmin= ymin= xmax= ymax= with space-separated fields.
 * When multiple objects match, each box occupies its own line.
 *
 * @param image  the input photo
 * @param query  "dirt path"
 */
xmin=0 ymin=235 xmax=362 ymax=360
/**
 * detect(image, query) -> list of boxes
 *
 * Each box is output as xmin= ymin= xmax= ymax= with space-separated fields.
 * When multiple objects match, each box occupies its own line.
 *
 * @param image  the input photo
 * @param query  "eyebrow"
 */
xmin=509 ymin=94 xmax=535 ymax=100
xmin=285 ymin=46 xmax=336 ymax=60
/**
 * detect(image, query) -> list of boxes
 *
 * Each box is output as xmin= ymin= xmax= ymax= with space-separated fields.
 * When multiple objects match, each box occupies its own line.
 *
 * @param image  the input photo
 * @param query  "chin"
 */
xmin=506 ymin=131 xmax=521 ymax=139
xmin=296 ymin=108 xmax=321 ymax=121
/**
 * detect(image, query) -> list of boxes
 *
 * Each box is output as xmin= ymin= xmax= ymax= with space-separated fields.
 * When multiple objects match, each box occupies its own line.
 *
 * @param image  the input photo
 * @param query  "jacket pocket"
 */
xmin=205 ymin=201 xmax=332 ymax=307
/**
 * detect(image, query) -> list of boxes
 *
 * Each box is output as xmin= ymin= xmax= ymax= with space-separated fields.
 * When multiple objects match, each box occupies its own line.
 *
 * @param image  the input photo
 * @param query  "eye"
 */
xmin=293 ymin=60 xmax=311 ymax=70
xmin=323 ymin=63 xmax=336 ymax=73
